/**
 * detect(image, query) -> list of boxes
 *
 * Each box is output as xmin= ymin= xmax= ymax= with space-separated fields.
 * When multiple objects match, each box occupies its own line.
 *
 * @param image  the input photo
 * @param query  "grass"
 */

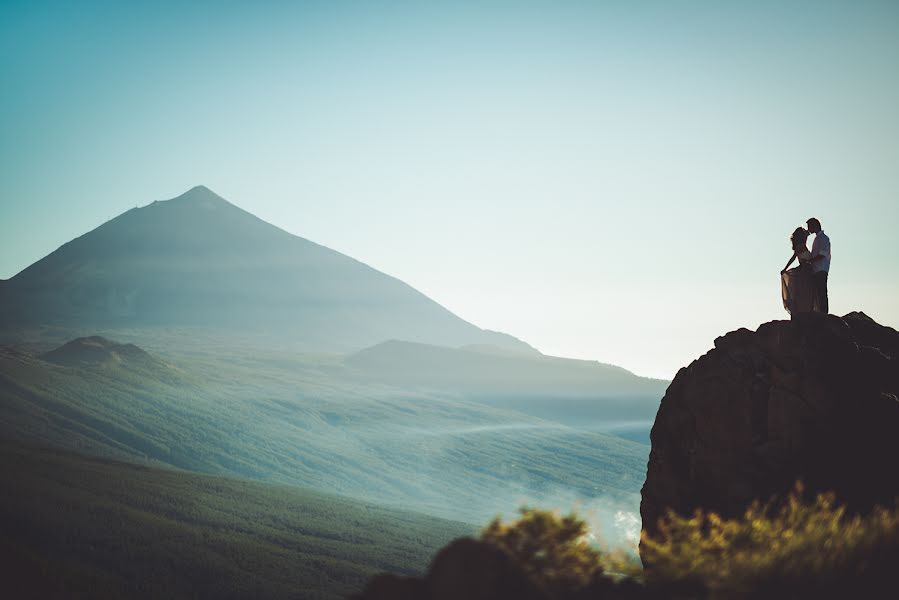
xmin=0 ymin=441 xmax=473 ymax=600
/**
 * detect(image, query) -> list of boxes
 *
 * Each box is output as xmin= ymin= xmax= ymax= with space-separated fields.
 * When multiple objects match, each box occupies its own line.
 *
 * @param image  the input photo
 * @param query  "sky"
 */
xmin=1 ymin=0 xmax=898 ymax=379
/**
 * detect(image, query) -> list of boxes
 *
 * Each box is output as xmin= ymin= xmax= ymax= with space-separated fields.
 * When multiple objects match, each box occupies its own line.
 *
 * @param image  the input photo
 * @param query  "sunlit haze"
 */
xmin=2 ymin=1 xmax=898 ymax=378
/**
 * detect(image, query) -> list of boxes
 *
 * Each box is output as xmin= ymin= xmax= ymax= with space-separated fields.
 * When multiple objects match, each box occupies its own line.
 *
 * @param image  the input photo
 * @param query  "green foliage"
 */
xmin=480 ymin=507 xmax=641 ymax=594
xmin=641 ymin=484 xmax=899 ymax=598
xmin=482 ymin=507 xmax=602 ymax=590
xmin=473 ymin=491 xmax=898 ymax=600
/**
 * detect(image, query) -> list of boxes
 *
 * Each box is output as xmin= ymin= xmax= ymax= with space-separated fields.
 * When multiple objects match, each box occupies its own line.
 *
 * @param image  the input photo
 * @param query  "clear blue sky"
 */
xmin=2 ymin=0 xmax=898 ymax=378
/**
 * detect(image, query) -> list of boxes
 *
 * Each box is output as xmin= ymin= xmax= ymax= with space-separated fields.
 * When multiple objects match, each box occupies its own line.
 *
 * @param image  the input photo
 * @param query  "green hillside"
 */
xmin=0 ymin=441 xmax=472 ymax=600
xmin=0 ymin=341 xmax=649 ymax=529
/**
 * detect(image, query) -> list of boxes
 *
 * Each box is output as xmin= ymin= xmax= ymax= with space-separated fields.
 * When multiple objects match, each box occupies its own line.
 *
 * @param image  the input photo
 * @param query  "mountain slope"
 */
xmin=0 ymin=186 xmax=530 ymax=353
xmin=0 ymin=441 xmax=472 ymax=600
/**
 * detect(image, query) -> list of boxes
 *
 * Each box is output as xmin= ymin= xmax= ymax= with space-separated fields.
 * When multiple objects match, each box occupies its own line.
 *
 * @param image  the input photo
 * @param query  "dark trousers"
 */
xmin=814 ymin=271 xmax=828 ymax=314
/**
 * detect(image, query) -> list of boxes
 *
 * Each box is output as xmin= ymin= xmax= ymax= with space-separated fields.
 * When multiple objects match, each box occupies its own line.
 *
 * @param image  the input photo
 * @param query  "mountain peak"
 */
xmin=1 ymin=187 xmax=535 ymax=354
xmin=162 ymin=185 xmax=230 ymax=208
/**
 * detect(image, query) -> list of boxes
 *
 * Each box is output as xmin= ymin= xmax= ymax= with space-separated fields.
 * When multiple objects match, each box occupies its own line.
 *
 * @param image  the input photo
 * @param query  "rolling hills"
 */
xmin=0 ymin=441 xmax=472 ymax=600
xmin=0 ymin=339 xmax=650 ymax=531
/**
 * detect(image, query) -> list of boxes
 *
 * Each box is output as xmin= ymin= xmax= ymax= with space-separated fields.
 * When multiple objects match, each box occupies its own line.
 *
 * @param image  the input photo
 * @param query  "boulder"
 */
xmin=349 ymin=537 xmax=547 ymax=600
xmin=427 ymin=538 xmax=546 ymax=600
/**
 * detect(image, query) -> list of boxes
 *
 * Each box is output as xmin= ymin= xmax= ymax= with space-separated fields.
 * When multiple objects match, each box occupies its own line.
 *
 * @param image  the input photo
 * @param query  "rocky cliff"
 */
xmin=640 ymin=312 xmax=899 ymax=557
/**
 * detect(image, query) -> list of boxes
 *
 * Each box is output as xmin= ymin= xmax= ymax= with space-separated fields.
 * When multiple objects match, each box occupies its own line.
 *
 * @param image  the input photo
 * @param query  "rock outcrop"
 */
xmin=641 ymin=312 xmax=899 ymax=558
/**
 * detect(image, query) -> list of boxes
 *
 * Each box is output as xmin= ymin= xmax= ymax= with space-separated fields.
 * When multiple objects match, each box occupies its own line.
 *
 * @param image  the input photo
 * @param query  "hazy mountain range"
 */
xmin=0 ymin=186 xmax=667 ymax=597
xmin=0 ymin=185 xmax=665 ymax=433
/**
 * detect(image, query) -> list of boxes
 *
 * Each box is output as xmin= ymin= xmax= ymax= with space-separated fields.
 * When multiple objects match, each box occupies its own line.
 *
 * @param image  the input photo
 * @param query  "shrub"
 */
xmin=641 ymin=483 xmax=899 ymax=599
xmin=480 ymin=507 xmax=641 ymax=595
xmin=477 ymin=490 xmax=899 ymax=599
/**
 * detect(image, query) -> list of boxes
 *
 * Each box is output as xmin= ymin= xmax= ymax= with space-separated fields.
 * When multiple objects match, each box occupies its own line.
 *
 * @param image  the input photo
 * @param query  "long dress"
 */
xmin=781 ymin=249 xmax=819 ymax=314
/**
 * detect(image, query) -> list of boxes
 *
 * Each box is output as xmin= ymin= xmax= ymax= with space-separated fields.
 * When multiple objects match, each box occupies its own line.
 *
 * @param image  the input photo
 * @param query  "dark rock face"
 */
xmin=640 ymin=312 xmax=899 ymax=558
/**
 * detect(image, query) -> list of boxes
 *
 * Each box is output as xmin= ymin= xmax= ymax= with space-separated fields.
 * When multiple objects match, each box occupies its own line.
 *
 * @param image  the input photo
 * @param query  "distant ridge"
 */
xmin=346 ymin=339 xmax=667 ymax=426
xmin=347 ymin=339 xmax=661 ymax=390
xmin=0 ymin=186 xmax=533 ymax=353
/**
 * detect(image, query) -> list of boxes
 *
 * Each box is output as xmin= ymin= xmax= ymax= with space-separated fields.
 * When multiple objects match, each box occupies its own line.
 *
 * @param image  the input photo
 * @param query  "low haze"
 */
xmin=2 ymin=0 xmax=898 ymax=378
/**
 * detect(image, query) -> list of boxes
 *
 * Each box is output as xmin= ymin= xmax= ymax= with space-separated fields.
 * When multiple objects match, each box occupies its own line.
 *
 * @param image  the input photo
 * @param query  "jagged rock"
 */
xmin=640 ymin=312 xmax=899 ymax=562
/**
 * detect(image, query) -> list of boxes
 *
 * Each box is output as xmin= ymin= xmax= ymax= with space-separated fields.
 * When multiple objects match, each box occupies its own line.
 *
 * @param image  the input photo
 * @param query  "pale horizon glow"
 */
xmin=2 ymin=1 xmax=898 ymax=379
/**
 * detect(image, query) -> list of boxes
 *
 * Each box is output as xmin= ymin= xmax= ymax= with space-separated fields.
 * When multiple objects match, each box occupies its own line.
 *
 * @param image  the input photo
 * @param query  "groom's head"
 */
xmin=806 ymin=218 xmax=822 ymax=234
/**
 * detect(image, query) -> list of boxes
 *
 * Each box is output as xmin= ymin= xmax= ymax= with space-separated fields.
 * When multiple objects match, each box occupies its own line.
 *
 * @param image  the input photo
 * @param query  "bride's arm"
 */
xmin=782 ymin=252 xmax=797 ymax=273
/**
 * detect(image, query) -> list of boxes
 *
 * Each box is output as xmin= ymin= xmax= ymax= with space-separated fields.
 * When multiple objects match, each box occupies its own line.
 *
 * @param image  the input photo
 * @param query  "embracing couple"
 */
xmin=781 ymin=217 xmax=831 ymax=315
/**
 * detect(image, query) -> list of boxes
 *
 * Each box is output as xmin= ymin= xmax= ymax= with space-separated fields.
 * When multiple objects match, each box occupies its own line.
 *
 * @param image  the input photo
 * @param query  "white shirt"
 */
xmin=810 ymin=231 xmax=831 ymax=273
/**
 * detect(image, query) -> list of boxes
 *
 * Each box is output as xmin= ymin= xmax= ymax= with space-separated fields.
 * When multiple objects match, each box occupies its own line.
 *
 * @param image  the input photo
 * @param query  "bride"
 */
xmin=781 ymin=227 xmax=820 ymax=314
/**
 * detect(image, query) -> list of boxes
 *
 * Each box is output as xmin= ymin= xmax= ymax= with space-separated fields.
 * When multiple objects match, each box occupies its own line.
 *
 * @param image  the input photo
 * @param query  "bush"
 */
xmin=480 ymin=507 xmax=641 ymax=595
xmin=476 ymin=489 xmax=899 ymax=600
xmin=641 ymin=483 xmax=899 ymax=599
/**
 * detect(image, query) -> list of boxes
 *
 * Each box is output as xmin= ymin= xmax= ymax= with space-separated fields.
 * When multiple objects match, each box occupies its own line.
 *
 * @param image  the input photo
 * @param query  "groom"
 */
xmin=806 ymin=217 xmax=831 ymax=313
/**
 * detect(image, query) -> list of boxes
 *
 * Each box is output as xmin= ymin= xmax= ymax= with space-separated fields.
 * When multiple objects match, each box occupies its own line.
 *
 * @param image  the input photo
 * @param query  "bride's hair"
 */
xmin=790 ymin=227 xmax=809 ymax=251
